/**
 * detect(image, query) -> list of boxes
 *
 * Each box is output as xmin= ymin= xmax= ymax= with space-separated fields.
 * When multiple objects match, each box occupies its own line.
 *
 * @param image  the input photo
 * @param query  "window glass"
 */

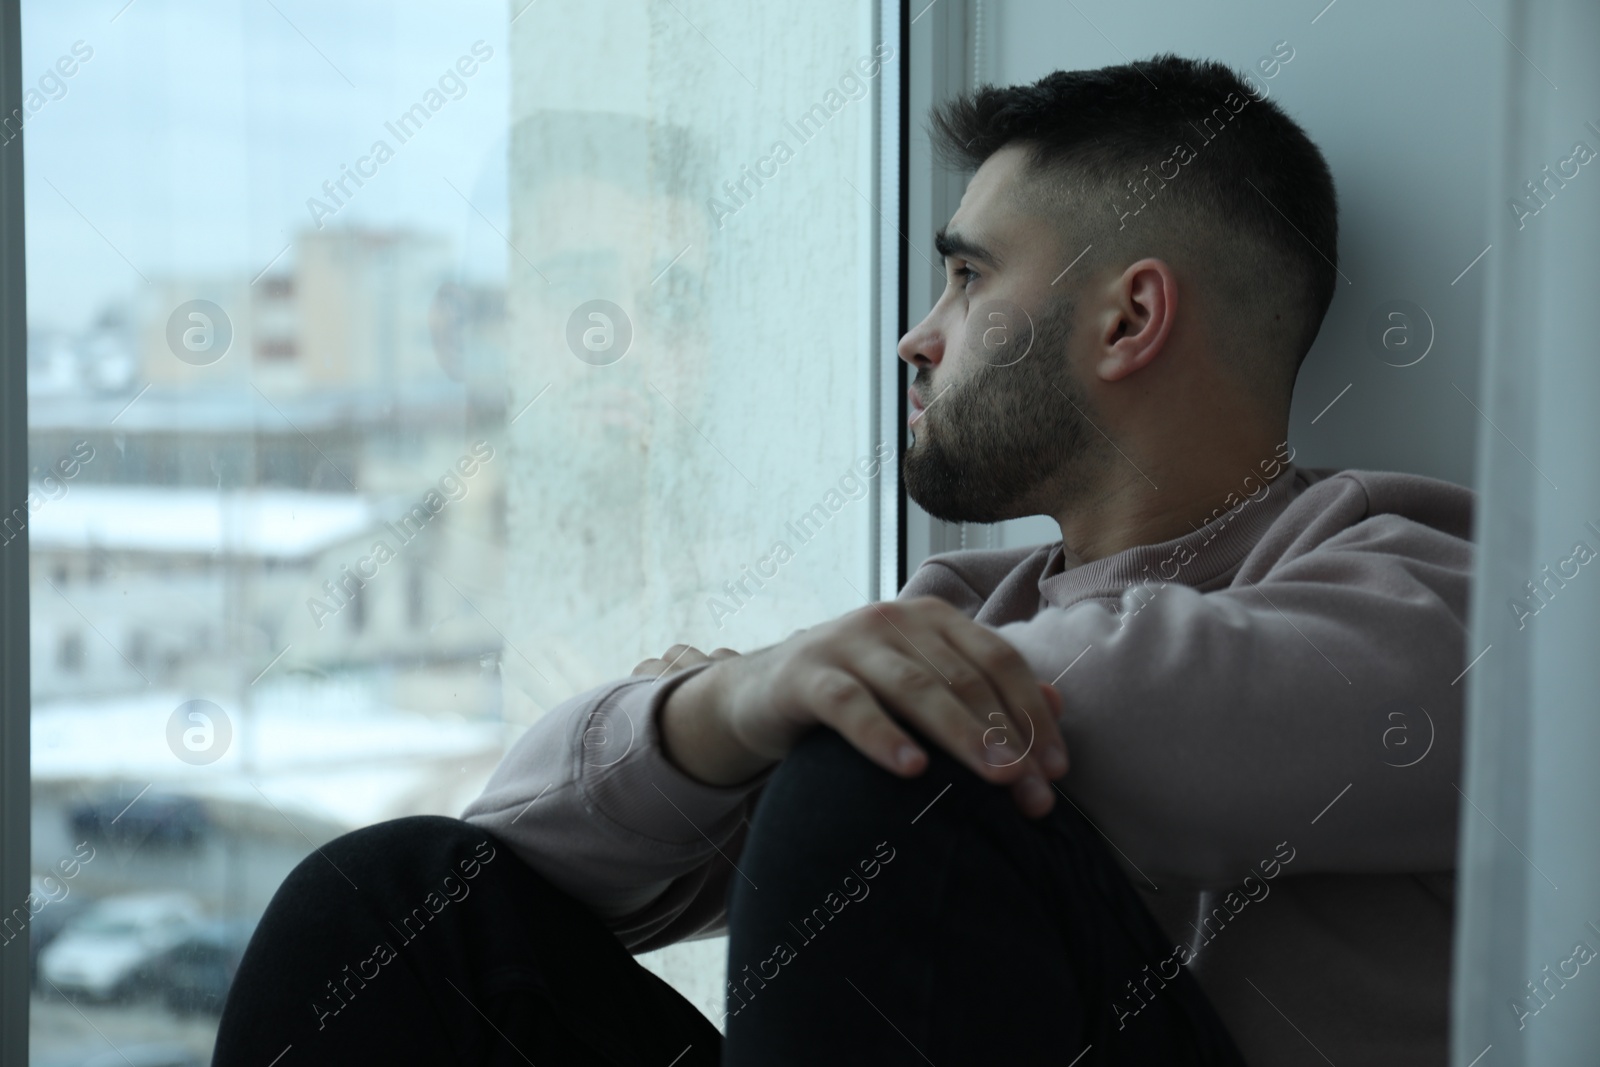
xmin=22 ymin=0 xmax=888 ymax=1056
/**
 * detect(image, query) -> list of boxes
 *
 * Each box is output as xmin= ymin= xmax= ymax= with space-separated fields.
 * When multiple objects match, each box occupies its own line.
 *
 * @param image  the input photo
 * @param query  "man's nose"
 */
xmin=896 ymin=313 xmax=943 ymax=369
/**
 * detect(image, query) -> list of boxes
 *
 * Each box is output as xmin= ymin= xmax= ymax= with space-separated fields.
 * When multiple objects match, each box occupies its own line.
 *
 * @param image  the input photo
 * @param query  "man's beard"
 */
xmin=902 ymin=296 xmax=1106 ymax=524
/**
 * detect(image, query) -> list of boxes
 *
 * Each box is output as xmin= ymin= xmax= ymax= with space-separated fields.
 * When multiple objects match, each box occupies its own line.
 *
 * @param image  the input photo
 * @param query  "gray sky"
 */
xmin=21 ymin=0 xmax=510 ymax=333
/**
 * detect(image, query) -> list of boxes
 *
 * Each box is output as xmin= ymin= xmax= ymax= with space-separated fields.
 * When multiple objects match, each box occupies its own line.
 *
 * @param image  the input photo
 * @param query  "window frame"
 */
xmin=901 ymin=0 xmax=993 ymax=579
xmin=1 ymin=0 xmax=30 ymax=1058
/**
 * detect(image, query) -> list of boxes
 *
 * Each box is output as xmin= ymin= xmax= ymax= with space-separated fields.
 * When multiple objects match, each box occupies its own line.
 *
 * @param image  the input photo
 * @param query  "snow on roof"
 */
xmin=27 ymin=486 xmax=378 ymax=558
xmin=28 ymin=383 xmax=473 ymax=433
xmin=32 ymin=686 xmax=513 ymax=830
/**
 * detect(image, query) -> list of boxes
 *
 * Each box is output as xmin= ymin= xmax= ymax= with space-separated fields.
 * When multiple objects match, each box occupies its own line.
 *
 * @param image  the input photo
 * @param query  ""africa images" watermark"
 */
xmin=1510 ymin=920 xmax=1600 ymax=1031
xmin=307 ymin=441 xmax=495 ymax=629
xmin=1112 ymin=839 xmax=1297 ymax=1031
xmin=1507 ymin=119 xmax=1598 ymax=231
xmin=1110 ymin=41 xmax=1293 ymax=232
xmin=0 ymin=842 xmax=97 ymax=951
xmin=1 ymin=39 xmax=93 ymax=149
xmin=1508 ymin=517 xmax=1600 ymax=630
xmin=1 ymin=440 xmax=95 ymax=550
xmin=706 ymin=43 xmax=895 ymax=231
xmin=719 ymin=839 xmax=897 ymax=1028
xmin=306 ymin=41 xmax=495 ymax=229
xmin=706 ymin=442 xmax=895 ymax=629
xmin=311 ymin=838 xmax=499 ymax=1031
xmin=1114 ymin=440 xmax=1294 ymax=628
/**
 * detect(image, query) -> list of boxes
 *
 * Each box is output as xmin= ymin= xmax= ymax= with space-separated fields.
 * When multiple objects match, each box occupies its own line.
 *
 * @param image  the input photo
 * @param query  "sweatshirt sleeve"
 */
xmin=994 ymin=476 xmax=1474 ymax=886
xmin=460 ymin=662 xmax=777 ymax=953
xmin=457 ymin=560 xmax=991 ymax=954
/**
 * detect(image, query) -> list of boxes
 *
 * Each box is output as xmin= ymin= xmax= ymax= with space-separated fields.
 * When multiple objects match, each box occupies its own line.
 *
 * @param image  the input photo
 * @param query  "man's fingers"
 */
xmin=633 ymin=645 xmax=717 ymax=678
xmin=801 ymin=652 xmax=1056 ymax=818
xmin=836 ymin=601 xmax=1063 ymax=817
xmin=856 ymin=602 xmax=1048 ymax=780
xmin=863 ymin=626 xmax=1055 ymax=793
xmin=940 ymin=619 xmax=1067 ymax=780
xmin=842 ymin=646 xmax=1035 ymax=790
xmin=672 ymin=646 xmax=713 ymax=668
xmin=803 ymin=667 xmax=928 ymax=777
xmin=998 ymin=686 xmax=1068 ymax=817
xmin=1011 ymin=775 xmax=1058 ymax=818
xmin=1039 ymin=682 xmax=1068 ymax=772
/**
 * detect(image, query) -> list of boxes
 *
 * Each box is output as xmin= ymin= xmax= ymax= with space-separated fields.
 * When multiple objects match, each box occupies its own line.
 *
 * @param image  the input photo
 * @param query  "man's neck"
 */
xmin=1051 ymin=440 xmax=1290 ymax=564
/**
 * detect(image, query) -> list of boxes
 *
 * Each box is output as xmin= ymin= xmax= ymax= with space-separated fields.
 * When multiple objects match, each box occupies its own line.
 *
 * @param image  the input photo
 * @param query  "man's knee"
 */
xmin=330 ymin=813 xmax=488 ymax=858
xmin=751 ymin=724 xmax=989 ymax=842
xmin=752 ymin=722 xmax=1095 ymax=860
xmin=273 ymin=815 xmax=495 ymax=906
xmin=764 ymin=727 xmax=899 ymax=814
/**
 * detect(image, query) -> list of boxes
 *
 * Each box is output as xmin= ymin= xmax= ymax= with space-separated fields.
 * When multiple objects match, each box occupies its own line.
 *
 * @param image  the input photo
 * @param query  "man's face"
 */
xmin=897 ymin=146 xmax=1106 ymax=524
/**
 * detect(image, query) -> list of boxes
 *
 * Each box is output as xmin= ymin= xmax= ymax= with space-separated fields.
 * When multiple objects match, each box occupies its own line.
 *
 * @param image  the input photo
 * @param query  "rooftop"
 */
xmin=27 ymin=486 xmax=378 ymax=558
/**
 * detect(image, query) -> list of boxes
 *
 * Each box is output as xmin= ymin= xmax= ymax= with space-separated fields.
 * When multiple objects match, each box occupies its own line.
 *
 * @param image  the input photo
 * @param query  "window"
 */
xmin=18 ymin=0 xmax=897 ymax=1057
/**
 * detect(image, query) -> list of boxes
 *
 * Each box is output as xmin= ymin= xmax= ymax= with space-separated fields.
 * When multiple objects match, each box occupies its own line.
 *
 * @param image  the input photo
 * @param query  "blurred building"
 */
xmin=25 ymin=225 xmax=511 ymax=717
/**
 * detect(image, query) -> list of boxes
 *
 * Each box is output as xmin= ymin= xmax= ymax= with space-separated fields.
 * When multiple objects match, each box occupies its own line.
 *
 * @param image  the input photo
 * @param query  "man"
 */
xmin=215 ymin=54 xmax=1472 ymax=1066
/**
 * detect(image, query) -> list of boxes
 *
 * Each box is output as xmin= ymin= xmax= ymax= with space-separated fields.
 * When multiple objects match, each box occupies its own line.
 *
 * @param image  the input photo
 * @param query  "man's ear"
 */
xmin=1094 ymin=258 xmax=1176 ymax=382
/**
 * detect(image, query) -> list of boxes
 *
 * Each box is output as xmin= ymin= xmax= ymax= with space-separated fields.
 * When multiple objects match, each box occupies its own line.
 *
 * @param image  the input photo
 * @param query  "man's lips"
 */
xmin=908 ymin=385 xmax=927 ymax=425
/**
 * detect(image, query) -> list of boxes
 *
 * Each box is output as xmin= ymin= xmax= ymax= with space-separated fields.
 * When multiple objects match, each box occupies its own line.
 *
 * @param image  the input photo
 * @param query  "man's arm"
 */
xmin=462 ymin=586 xmax=1067 ymax=951
xmin=994 ymin=478 xmax=1473 ymax=886
xmin=460 ymin=666 xmax=777 ymax=952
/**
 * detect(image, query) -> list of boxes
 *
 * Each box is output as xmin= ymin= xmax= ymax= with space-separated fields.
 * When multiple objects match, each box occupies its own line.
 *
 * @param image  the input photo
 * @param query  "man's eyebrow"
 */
xmin=934 ymin=227 xmax=1003 ymax=269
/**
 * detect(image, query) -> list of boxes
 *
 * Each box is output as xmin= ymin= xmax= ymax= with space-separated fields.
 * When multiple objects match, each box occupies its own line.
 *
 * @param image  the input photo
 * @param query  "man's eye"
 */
xmin=953 ymin=266 xmax=978 ymax=289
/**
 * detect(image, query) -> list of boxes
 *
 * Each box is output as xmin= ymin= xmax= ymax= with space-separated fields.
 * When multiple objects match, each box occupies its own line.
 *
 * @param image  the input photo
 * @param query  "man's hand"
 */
xmin=631 ymin=645 xmax=740 ymax=679
xmin=658 ymin=596 xmax=1068 ymax=818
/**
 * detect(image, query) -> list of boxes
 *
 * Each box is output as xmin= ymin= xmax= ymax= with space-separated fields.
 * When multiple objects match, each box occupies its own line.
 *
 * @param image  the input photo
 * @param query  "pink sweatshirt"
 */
xmin=462 ymin=460 xmax=1475 ymax=1066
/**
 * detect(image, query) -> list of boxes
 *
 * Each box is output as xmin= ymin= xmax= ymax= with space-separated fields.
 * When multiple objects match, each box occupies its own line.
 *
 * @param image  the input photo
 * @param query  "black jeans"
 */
xmin=213 ymin=724 xmax=1248 ymax=1065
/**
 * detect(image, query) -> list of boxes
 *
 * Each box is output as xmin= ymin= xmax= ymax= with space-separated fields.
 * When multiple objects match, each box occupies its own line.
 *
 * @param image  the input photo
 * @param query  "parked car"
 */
xmin=152 ymin=917 xmax=256 ymax=1016
xmin=37 ymin=892 xmax=204 ymax=1000
xmin=25 ymin=876 xmax=92 ymax=988
xmin=77 ymin=1044 xmax=206 ymax=1067
xmin=68 ymin=793 xmax=209 ymax=849
xmin=33 ymin=1043 xmax=206 ymax=1067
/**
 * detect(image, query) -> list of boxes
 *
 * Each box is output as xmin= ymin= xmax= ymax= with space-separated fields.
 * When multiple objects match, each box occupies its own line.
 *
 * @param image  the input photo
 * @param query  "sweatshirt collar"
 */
xmin=1036 ymin=463 xmax=1308 ymax=609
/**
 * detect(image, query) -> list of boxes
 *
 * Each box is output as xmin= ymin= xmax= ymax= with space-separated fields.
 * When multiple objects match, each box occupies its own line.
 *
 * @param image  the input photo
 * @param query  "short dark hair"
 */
xmin=928 ymin=53 xmax=1339 ymax=408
